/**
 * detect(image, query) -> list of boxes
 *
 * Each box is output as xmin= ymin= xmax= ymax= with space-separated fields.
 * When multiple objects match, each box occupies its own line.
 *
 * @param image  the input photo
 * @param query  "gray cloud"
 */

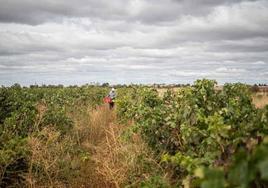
xmin=0 ymin=0 xmax=267 ymax=85
xmin=0 ymin=0 xmax=258 ymax=25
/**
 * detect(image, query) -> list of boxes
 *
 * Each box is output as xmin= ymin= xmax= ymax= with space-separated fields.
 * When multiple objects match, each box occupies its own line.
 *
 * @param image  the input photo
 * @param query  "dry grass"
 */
xmin=25 ymin=104 xmax=115 ymax=188
xmin=92 ymin=122 xmax=154 ymax=188
xmin=70 ymin=105 xmax=117 ymax=188
xmin=26 ymin=104 xmax=118 ymax=188
xmin=252 ymin=92 xmax=268 ymax=108
xmin=157 ymin=88 xmax=181 ymax=97
xmin=23 ymin=102 xmax=166 ymax=187
xmin=26 ymin=127 xmax=74 ymax=188
xmin=71 ymin=104 xmax=162 ymax=188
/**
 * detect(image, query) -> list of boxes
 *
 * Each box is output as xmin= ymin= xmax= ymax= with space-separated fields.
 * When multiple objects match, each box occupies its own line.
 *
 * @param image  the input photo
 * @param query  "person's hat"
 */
xmin=112 ymin=88 xmax=115 ymax=91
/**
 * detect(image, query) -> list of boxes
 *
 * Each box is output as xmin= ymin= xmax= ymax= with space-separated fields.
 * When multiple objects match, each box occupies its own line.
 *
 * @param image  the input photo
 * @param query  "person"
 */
xmin=108 ymin=88 xmax=116 ymax=109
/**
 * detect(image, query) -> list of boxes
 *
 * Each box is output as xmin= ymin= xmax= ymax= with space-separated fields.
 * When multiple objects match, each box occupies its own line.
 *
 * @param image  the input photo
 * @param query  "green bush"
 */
xmin=41 ymin=106 xmax=73 ymax=135
xmin=116 ymin=79 xmax=268 ymax=187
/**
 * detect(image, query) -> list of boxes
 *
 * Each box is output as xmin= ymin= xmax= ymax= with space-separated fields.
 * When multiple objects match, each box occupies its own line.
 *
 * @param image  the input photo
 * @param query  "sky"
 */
xmin=0 ymin=0 xmax=268 ymax=85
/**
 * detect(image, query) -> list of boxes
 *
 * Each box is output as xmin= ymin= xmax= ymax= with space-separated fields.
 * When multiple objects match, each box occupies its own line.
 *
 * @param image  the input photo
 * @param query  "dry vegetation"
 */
xmin=253 ymin=92 xmax=268 ymax=108
xmin=76 ymin=106 xmax=164 ymax=188
xmin=24 ymin=104 xmax=162 ymax=188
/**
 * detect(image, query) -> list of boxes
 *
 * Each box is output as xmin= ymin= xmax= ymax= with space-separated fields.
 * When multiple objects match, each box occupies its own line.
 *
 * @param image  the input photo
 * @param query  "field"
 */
xmin=253 ymin=92 xmax=268 ymax=108
xmin=1 ymin=79 xmax=268 ymax=188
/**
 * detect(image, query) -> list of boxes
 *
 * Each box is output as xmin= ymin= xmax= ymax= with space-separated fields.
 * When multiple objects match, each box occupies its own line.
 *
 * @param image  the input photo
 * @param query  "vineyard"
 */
xmin=1 ymin=79 xmax=268 ymax=187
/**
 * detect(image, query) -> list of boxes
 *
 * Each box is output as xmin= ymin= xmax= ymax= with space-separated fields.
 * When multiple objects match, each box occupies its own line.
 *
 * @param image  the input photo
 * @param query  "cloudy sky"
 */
xmin=0 ymin=0 xmax=268 ymax=85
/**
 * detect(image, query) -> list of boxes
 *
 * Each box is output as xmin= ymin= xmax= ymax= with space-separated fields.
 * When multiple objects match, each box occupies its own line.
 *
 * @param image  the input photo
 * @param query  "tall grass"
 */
xmin=24 ymin=104 xmax=165 ymax=187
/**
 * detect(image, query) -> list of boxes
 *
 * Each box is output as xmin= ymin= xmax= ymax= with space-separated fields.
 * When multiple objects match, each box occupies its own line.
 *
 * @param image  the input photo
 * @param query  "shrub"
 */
xmin=116 ymin=79 xmax=268 ymax=187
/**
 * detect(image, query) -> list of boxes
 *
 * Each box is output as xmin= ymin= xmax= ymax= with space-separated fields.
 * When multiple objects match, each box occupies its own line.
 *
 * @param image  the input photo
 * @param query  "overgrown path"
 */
xmin=70 ymin=104 xmax=119 ymax=187
xmin=72 ymin=104 xmax=159 ymax=188
xmin=70 ymin=105 xmax=128 ymax=188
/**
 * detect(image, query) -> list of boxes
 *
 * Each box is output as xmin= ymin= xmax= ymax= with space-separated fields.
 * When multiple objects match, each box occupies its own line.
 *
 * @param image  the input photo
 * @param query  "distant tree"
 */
xmin=30 ymin=84 xmax=38 ymax=88
xmin=11 ymin=83 xmax=21 ymax=89
xmin=101 ymin=83 xmax=109 ymax=87
xmin=251 ymin=84 xmax=260 ymax=92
